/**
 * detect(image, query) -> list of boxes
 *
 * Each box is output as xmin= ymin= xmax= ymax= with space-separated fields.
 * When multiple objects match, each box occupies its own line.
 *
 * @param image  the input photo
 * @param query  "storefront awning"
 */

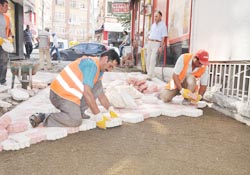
xmin=104 ymin=22 xmax=124 ymax=32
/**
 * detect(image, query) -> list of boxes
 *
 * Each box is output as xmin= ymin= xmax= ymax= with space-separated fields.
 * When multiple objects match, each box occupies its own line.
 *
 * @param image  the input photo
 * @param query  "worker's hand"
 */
xmin=0 ymin=37 xmax=3 ymax=46
xmin=108 ymin=106 xmax=118 ymax=118
xmin=191 ymin=93 xmax=202 ymax=103
xmin=7 ymin=37 xmax=13 ymax=43
xmin=180 ymin=88 xmax=193 ymax=99
xmin=93 ymin=113 xmax=110 ymax=129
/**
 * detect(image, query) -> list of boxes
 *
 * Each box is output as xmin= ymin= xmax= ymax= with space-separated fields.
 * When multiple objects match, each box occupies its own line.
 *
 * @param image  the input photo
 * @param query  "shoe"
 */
xmin=182 ymin=98 xmax=191 ymax=105
xmin=146 ymin=77 xmax=152 ymax=81
xmin=96 ymin=116 xmax=110 ymax=129
xmin=29 ymin=113 xmax=45 ymax=127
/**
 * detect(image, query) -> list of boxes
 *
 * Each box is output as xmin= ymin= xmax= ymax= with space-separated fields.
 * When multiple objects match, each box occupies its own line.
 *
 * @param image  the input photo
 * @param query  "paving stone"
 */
xmin=0 ymin=129 xmax=8 ymax=142
xmin=41 ymin=127 xmax=68 ymax=141
xmin=2 ymin=134 xmax=31 ymax=151
xmin=0 ymin=100 xmax=12 ymax=108
xmin=10 ymin=88 xmax=30 ymax=101
xmin=0 ymin=85 xmax=9 ymax=93
xmin=119 ymin=113 xmax=144 ymax=123
xmin=0 ymin=93 xmax=11 ymax=100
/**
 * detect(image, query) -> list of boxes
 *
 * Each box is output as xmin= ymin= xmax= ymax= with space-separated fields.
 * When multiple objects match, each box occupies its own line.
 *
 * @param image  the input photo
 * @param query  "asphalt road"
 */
xmin=0 ymin=108 xmax=250 ymax=175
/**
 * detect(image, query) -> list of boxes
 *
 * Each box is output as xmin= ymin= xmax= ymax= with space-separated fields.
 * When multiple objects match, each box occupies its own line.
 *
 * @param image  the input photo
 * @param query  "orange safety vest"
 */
xmin=4 ymin=14 xmax=11 ymax=38
xmin=50 ymin=57 xmax=101 ymax=105
xmin=166 ymin=53 xmax=207 ymax=90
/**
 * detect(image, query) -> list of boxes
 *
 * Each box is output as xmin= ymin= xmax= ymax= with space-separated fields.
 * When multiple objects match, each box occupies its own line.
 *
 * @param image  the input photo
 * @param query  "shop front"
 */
xmin=8 ymin=0 xmax=24 ymax=59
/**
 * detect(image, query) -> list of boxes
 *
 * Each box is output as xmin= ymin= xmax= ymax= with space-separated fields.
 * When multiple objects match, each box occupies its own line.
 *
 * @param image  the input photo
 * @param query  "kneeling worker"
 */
xmin=30 ymin=49 xmax=120 ymax=129
xmin=160 ymin=49 xmax=209 ymax=104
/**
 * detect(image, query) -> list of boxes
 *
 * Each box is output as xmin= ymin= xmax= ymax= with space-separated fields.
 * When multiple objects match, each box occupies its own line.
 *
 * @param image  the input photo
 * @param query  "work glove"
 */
xmin=108 ymin=106 xmax=118 ymax=118
xmin=190 ymin=93 xmax=202 ymax=103
xmin=0 ymin=37 xmax=3 ymax=46
xmin=93 ymin=113 xmax=110 ymax=129
xmin=7 ymin=37 xmax=13 ymax=43
xmin=180 ymin=88 xmax=193 ymax=99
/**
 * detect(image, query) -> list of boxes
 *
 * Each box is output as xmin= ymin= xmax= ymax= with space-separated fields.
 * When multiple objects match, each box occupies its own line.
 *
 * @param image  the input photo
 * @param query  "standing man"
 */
xmin=0 ymin=0 xmax=12 ymax=85
xmin=29 ymin=49 xmax=120 ymax=129
xmin=160 ymin=49 xmax=210 ymax=104
xmin=50 ymin=32 xmax=61 ymax=62
xmin=37 ymin=27 xmax=51 ymax=70
xmin=23 ymin=25 xmax=33 ymax=59
xmin=146 ymin=11 xmax=167 ymax=80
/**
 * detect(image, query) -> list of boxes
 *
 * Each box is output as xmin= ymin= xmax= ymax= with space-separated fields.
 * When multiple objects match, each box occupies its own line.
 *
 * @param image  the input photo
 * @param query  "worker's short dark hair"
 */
xmin=0 ymin=0 xmax=8 ymax=5
xmin=101 ymin=49 xmax=120 ymax=65
xmin=124 ymin=30 xmax=128 ymax=35
xmin=157 ymin=11 xmax=162 ymax=16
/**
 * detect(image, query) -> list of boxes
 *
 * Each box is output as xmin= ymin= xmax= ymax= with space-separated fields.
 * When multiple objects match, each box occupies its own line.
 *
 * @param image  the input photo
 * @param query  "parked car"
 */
xmin=52 ymin=42 xmax=108 ymax=61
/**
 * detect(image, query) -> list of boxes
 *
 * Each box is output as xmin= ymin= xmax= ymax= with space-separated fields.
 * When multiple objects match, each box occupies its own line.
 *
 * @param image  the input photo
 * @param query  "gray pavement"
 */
xmin=0 ymin=108 xmax=249 ymax=175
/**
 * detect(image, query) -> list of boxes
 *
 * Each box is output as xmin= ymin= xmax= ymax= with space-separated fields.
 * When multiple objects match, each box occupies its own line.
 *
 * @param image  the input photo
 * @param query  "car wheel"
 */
xmin=60 ymin=53 xmax=69 ymax=61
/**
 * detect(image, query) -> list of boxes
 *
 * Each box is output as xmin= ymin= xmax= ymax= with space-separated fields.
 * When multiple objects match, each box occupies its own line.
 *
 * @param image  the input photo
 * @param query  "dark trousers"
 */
xmin=0 ymin=47 xmax=9 ymax=84
xmin=25 ymin=42 xmax=33 ymax=59
xmin=119 ymin=44 xmax=129 ymax=57
xmin=50 ymin=46 xmax=61 ymax=60
xmin=44 ymin=81 xmax=104 ymax=127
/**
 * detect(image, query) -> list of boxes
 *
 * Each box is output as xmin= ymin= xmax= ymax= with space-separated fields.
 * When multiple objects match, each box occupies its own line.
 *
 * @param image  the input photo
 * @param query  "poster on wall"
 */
xmin=168 ymin=0 xmax=191 ymax=44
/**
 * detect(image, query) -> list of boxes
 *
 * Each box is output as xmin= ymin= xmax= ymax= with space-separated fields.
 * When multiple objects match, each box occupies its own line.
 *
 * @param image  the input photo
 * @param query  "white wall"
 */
xmin=190 ymin=0 xmax=250 ymax=61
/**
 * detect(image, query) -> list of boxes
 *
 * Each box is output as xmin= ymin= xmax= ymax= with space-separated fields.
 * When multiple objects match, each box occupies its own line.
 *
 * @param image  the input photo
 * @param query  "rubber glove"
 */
xmin=191 ymin=93 xmax=202 ymax=103
xmin=94 ymin=113 xmax=110 ymax=129
xmin=108 ymin=106 xmax=118 ymax=118
xmin=8 ymin=37 xmax=13 ymax=43
xmin=180 ymin=88 xmax=193 ymax=99
xmin=0 ymin=37 xmax=4 ymax=46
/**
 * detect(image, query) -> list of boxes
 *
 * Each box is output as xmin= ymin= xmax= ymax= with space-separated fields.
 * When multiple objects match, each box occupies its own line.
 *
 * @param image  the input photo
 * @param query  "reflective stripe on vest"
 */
xmin=166 ymin=53 xmax=206 ymax=90
xmin=4 ymin=14 xmax=10 ymax=38
xmin=50 ymin=57 xmax=100 ymax=105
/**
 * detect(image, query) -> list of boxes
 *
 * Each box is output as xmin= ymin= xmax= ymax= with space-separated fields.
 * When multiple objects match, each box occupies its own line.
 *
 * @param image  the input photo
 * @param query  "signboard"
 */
xmin=112 ymin=3 xmax=129 ymax=14
xmin=168 ymin=0 xmax=191 ymax=44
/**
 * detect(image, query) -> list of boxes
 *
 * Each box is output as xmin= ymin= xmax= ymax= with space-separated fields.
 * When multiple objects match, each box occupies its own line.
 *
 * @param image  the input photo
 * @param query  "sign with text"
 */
xmin=112 ymin=3 xmax=129 ymax=14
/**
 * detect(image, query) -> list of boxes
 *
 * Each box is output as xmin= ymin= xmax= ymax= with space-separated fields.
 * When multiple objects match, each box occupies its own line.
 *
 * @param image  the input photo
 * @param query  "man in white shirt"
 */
xmin=146 ymin=11 xmax=168 ymax=80
xmin=37 ymin=27 xmax=51 ymax=70
xmin=50 ymin=33 xmax=61 ymax=62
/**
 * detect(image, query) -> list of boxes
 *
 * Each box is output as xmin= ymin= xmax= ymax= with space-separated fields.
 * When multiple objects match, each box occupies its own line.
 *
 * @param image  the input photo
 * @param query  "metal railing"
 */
xmin=208 ymin=62 xmax=250 ymax=104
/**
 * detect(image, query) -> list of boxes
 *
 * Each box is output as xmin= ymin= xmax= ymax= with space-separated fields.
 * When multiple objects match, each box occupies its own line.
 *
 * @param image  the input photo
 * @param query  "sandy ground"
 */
xmin=0 ymin=108 xmax=250 ymax=175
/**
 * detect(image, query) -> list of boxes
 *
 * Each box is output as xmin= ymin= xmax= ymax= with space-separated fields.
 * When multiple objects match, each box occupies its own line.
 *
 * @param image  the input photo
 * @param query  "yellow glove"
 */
xmin=0 ymin=37 xmax=4 ymax=46
xmin=108 ymin=106 xmax=119 ymax=118
xmin=191 ymin=93 xmax=202 ymax=103
xmin=94 ymin=113 xmax=110 ymax=129
xmin=180 ymin=88 xmax=193 ymax=99
xmin=8 ymin=37 xmax=13 ymax=43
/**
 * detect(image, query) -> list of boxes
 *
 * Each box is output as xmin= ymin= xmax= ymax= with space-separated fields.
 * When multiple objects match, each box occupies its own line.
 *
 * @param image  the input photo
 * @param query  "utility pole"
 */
xmin=42 ymin=0 xmax=44 ymax=29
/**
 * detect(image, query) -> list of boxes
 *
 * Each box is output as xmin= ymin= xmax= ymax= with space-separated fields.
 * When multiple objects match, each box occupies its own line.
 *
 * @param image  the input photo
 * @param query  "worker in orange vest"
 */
xmin=0 ymin=0 xmax=12 ymax=85
xmin=160 ymin=49 xmax=209 ymax=105
xmin=29 ymin=49 xmax=120 ymax=129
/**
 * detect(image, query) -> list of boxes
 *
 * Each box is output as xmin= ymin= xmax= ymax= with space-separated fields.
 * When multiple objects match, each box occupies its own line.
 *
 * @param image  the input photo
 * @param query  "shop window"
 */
xmin=71 ymin=0 xmax=77 ymax=8
xmin=56 ymin=0 xmax=64 ymax=6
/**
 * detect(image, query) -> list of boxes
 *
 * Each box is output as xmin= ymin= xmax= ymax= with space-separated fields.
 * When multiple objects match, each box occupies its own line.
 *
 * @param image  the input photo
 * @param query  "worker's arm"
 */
xmin=82 ymin=84 xmax=100 ymax=115
xmin=98 ymin=92 xmax=111 ymax=110
xmin=199 ymin=85 xmax=207 ymax=96
xmin=172 ymin=73 xmax=182 ymax=91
